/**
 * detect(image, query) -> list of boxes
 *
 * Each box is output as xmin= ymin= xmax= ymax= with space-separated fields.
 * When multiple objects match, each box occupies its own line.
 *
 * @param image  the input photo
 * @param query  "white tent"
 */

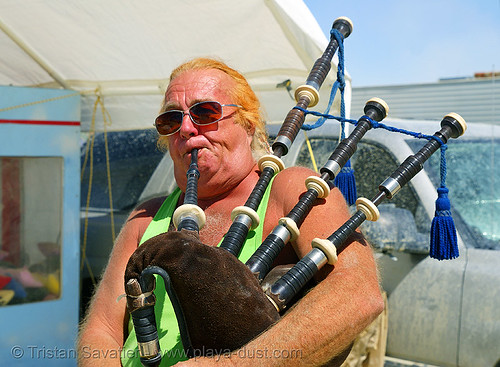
xmin=0 ymin=0 xmax=351 ymax=132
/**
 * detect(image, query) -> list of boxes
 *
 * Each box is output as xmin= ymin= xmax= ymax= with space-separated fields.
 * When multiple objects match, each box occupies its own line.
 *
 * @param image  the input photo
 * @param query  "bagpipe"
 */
xmin=123 ymin=16 xmax=467 ymax=366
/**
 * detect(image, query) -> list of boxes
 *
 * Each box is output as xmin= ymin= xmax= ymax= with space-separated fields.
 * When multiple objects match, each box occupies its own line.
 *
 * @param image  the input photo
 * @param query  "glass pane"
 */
xmin=80 ymin=129 xmax=165 ymax=211
xmin=295 ymin=138 xmax=430 ymax=254
xmin=0 ymin=157 xmax=62 ymax=306
xmin=409 ymin=138 xmax=500 ymax=250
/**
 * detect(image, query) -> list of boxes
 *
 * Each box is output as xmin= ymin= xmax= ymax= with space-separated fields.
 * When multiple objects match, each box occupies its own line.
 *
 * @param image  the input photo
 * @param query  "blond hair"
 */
xmin=157 ymin=58 xmax=269 ymax=156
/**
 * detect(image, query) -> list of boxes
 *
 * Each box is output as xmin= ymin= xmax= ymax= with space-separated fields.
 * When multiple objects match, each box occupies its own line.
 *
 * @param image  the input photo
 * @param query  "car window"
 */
xmin=295 ymin=137 xmax=430 ymax=254
xmin=80 ymin=129 xmax=165 ymax=211
xmin=408 ymin=138 xmax=500 ymax=251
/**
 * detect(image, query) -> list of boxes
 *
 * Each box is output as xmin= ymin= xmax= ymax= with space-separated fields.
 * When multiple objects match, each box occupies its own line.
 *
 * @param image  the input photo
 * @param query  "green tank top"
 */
xmin=122 ymin=177 xmax=275 ymax=366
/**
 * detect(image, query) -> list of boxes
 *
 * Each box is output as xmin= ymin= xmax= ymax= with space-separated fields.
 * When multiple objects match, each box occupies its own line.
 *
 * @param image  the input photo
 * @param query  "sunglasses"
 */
xmin=154 ymin=101 xmax=242 ymax=136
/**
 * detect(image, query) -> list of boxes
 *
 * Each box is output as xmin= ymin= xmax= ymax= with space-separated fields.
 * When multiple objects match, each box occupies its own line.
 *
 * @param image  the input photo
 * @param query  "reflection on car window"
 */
xmin=295 ymin=137 xmax=430 ymax=254
xmin=81 ymin=129 xmax=165 ymax=211
xmin=0 ymin=157 xmax=62 ymax=306
xmin=295 ymin=138 xmax=427 ymax=219
xmin=409 ymin=138 xmax=500 ymax=250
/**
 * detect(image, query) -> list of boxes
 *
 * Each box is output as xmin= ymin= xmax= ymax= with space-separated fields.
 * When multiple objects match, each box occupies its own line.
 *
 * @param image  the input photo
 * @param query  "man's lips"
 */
xmin=183 ymin=146 xmax=206 ymax=158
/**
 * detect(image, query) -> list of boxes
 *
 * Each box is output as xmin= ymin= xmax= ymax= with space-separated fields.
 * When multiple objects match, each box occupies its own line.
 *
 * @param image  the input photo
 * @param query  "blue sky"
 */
xmin=304 ymin=0 xmax=500 ymax=87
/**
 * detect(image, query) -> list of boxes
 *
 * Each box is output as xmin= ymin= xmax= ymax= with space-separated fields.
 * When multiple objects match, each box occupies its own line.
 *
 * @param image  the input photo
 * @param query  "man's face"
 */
xmin=164 ymin=69 xmax=256 ymax=199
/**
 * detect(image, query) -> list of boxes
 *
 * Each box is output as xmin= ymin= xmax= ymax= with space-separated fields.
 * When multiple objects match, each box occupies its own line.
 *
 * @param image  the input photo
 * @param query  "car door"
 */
xmin=441 ymin=136 xmax=500 ymax=367
xmin=459 ymin=248 xmax=500 ymax=367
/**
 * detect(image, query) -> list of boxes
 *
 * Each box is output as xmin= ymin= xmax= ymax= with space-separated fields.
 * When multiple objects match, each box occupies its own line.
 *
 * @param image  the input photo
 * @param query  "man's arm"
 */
xmin=177 ymin=166 xmax=384 ymax=366
xmin=77 ymin=198 xmax=164 ymax=366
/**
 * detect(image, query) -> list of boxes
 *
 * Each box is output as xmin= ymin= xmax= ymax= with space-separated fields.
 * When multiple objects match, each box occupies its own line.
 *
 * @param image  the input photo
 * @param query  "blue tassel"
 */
xmin=334 ymin=159 xmax=357 ymax=206
xmin=429 ymin=142 xmax=458 ymax=260
xmin=430 ymin=186 xmax=459 ymax=260
xmin=429 ymin=142 xmax=459 ymax=260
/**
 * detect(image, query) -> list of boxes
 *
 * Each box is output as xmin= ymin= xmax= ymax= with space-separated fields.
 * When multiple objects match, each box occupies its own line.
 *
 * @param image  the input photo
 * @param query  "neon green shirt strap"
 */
xmin=122 ymin=176 xmax=276 ymax=366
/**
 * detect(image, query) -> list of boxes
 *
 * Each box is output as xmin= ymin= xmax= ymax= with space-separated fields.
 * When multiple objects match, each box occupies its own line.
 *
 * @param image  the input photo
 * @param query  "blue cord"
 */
xmin=302 ymin=28 xmax=346 ymax=132
xmin=295 ymin=25 xmax=457 ymax=260
xmin=299 ymin=108 xmax=448 ymax=148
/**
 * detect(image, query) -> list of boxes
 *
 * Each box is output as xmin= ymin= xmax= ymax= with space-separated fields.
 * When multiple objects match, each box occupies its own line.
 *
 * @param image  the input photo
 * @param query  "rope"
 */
xmin=0 ymin=92 xmax=80 ymax=113
xmin=80 ymin=90 xmax=116 ymax=285
xmin=293 ymin=26 xmax=446 ymax=150
xmin=303 ymin=131 xmax=319 ymax=172
xmin=287 ymin=20 xmax=458 ymax=259
xmin=296 ymin=108 xmax=448 ymax=148
xmin=80 ymin=96 xmax=98 ymax=284
xmin=297 ymin=95 xmax=458 ymax=260
xmin=439 ymin=144 xmax=448 ymax=188
xmin=98 ymin=96 xmax=116 ymax=243
xmin=302 ymin=28 xmax=346 ymax=132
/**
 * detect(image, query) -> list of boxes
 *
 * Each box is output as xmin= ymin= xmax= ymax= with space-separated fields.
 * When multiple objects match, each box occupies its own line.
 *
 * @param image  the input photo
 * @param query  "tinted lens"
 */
xmin=155 ymin=110 xmax=183 ymax=135
xmin=189 ymin=101 xmax=223 ymax=125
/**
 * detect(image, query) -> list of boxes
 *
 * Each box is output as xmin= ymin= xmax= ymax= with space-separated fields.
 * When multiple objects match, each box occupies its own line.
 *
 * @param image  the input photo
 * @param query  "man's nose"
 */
xmin=179 ymin=113 xmax=198 ymax=138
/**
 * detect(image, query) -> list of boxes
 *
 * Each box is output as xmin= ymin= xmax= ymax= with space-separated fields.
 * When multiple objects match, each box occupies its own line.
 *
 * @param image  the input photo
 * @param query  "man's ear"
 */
xmin=247 ymin=125 xmax=255 ymax=145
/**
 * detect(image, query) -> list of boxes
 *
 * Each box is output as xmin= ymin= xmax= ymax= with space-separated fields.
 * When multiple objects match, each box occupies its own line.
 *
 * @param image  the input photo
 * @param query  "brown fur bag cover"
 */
xmin=125 ymin=229 xmax=280 ymax=353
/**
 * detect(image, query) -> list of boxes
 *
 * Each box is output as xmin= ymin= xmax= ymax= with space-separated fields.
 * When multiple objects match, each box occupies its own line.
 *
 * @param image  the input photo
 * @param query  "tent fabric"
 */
xmin=0 ymin=0 xmax=351 ymax=132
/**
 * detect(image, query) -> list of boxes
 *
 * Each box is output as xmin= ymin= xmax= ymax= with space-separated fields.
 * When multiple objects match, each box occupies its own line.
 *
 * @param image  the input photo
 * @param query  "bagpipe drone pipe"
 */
xmin=219 ymin=16 xmax=354 ymax=258
xmin=123 ymin=15 xmax=466 ymax=366
xmin=264 ymin=113 xmax=467 ymax=311
xmin=125 ymin=149 xmax=204 ymax=365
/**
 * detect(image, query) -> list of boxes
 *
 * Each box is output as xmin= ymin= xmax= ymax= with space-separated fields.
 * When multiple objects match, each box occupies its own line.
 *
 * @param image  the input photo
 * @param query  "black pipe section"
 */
xmin=266 ymin=114 xmax=466 ymax=311
xmin=220 ymin=17 xmax=353 ymax=257
xmin=177 ymin=149 xmax=201 ymax=232
xmin=129 ymin=266 xmax=194 ymax=366
xmin=245 ymin=98 xmax=388 ymax=281
xmin=273 ymin=17 xmax=353 ymax=155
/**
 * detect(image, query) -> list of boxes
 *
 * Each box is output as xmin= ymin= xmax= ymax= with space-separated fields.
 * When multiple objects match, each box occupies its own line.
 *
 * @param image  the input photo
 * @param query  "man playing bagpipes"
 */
xmin=78 ymin=57 xmax=384 ymax=366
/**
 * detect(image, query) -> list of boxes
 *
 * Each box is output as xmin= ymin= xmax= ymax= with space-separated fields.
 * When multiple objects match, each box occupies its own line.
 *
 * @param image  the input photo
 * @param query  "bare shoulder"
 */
xmin=270 ymin=166 xmax=317 ymax=204
xmin=270 ymin=166 xmax=353 ymax=250
xmin=270 ymin=166 xmax=348 ymax=213
xmin=130 ymin=196 xmax=167 ymax=220
xmin=274 ymin=165 xmax=316 ymax=184
xmin=123 ymin=195 xmax=168 ymax=242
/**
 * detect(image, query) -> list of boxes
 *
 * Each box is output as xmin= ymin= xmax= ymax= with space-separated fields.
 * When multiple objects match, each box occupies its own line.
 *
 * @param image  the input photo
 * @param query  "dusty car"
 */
xmin=81 ymin=117 xmax=500 ymax=367
xmin=264 ymin=118 xmax=500 ymax=367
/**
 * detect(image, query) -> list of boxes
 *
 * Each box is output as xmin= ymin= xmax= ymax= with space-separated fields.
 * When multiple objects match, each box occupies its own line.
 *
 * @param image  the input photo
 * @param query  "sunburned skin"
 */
xmin=200 ymin=212 xmax=229 ymax=246
xmin=165 ymin=69 xmax=255 ymax=200
xmin=78 ymin=60 xmax=384 ymax=367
